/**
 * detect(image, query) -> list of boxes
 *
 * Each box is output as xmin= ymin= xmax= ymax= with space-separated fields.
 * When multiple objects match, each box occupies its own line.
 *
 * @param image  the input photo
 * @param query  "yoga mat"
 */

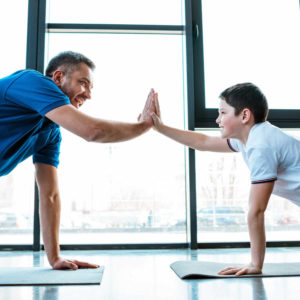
xmin=171 ymin=261 xmax=300 ymax=279
xmin=0 ymin=266 xmax=104 ymax=286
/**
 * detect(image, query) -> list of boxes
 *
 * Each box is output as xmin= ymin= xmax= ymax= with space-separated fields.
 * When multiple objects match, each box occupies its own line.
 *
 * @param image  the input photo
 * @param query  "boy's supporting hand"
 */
xmin=218 ymin=263 xmax=262 ymax=276
xmin=151 ymin=92 xmax=163 ymax=131
xmin=138 ymin=89 xmax=156 ymax=127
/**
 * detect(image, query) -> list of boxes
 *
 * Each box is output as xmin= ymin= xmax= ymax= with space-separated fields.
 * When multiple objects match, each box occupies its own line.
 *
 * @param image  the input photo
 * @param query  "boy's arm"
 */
xmin=218 ymin=181 xmax=274 ymax=276
xmin=151 ymin=95 xmax=231 ymax=152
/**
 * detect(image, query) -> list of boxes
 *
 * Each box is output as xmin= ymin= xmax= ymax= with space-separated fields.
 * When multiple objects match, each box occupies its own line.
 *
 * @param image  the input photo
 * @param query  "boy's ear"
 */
xmin=241 ymin=108 xmax=252 ymax=124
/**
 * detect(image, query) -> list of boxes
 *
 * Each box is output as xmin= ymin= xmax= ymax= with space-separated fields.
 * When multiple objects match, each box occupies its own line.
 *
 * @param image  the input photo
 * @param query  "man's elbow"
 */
xmin=83 ymin=126 xmax=108 ymax=143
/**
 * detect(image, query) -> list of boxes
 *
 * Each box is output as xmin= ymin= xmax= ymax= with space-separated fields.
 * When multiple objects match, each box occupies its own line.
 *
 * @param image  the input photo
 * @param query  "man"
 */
xmin=0 ymin=51 xmax=156 ymax=270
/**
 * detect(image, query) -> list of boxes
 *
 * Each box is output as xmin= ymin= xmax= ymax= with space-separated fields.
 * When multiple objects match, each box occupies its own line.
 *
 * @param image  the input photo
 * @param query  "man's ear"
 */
xmin=241 ymin=108 xmax=252 ymax=124
xmin=52 ymin=70 xmax=65 ymax=87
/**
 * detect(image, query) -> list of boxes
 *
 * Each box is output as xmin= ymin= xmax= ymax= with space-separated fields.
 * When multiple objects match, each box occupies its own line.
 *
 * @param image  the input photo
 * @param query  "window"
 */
xmin=0 ymin=1 xmax=28 ymax=77
xmin=44 ymin=2 xmax=187 ymax=244
xmin=196 ymin=129 xmax=300 ymax=243
xmin=0 ymin=160 xmax=34 ymax=244
xmin=193 ymin=0 xmax=300 ymax=127
xmin=47 ymin=0 xmax=183 ymax=25
xmin=0 ymin=1 xmax=33 ymax=245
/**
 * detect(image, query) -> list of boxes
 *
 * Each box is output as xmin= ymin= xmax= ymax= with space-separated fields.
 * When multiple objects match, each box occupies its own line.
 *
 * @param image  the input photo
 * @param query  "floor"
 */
xmin=1 ymin=247 xmax=300 ymax=300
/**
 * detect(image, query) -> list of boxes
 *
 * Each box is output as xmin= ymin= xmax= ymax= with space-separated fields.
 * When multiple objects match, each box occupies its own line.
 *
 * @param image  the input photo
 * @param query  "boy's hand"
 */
xmin=218 ymin=263 xmax=262 ymax=276
xmin=151 ymin=92 xmax=163 ymax=131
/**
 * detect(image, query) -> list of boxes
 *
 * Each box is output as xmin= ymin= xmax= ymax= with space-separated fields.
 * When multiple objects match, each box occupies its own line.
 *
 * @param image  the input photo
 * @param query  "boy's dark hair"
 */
xmin=219 ymin=83 xmax=269 ymax=123
xmin=45 ymin=51 xmax=96 ymax=77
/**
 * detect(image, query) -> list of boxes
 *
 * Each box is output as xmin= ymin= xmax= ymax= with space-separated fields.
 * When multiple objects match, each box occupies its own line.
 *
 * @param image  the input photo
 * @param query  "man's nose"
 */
xmin=84 ymin=88 xmax=92 ymax=100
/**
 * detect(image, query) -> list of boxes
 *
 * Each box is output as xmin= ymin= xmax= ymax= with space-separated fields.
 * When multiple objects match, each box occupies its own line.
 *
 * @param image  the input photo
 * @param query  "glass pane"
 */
xmin=0 ymin=0 xmax=28 ymax=77
xmin=0 ymin=1 xmax=32 ymax=244
xmin=47 ymin=0 xmax=184 ymax=25
xmin=45 ymin=33 xmax=187 ymax=244
xmin=0 ymin=159 xmax=34 ymax=244
xmin=197 ymin=129 xmax=300 ymax=243
xmin=202 ymin=0 xmax=300 ymax=109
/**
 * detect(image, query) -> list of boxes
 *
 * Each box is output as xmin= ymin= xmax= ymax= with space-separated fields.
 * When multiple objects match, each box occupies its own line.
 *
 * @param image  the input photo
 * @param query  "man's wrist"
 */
xmin=48 ymin=255 xmax=61 ymax=267
xmin=250 ymin=262 xmax=263 ymax=270
xmin=138 ymin=120 xmax=151 ymax=131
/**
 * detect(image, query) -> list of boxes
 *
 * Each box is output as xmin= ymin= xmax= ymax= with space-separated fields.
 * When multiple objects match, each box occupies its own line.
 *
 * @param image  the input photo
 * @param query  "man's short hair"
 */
xmin=219 ymin=83 xmax=269 ymax=123
xmin=45 ymin=51 xmax=96 ymax=77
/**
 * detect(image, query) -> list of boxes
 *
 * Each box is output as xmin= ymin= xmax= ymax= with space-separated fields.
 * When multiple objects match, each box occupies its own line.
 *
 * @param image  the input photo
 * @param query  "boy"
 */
xmin=151 ymin=83 xmax=300 ymax=276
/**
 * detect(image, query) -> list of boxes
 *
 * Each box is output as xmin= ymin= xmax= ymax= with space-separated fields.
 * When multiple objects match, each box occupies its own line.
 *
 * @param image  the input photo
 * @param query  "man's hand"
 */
xmin=52 ymin=257 xmax=100 ymax=270
xmin=138 ymin=89 xmax=156 ymax=126
xmin=218 ymin=263 xmax=262 ymax=276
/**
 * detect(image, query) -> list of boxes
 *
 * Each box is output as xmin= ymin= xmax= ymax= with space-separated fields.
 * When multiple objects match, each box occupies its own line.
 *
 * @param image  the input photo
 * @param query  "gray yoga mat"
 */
xmin=0 ymin=266 xmax=104 ymax=286
xmin=171 ymin=261 xmax=300 ymax=279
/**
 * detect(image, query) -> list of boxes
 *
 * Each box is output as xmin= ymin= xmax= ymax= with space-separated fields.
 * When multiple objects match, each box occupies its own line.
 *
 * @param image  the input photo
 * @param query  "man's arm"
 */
xmin=218 ymin=181 xmax=274 ymax=276
xmin=151 ymin=95 xmax=231 ymax=152
xmin=35 ymin=163 xmax=99 ymax=270
xmin=46 ymin=89 xmax=155 ymax=143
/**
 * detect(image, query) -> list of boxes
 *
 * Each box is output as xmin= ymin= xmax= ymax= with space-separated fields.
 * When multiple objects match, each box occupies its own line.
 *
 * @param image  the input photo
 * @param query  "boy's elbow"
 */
xmin=247 ymin=208 xmax=265 ymax=222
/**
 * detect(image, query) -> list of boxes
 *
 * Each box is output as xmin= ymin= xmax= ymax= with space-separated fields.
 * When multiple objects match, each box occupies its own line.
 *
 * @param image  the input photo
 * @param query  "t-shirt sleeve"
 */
xmin=227 ymin=138 xmax=241 ymax=152
xmin=247 ymin=147 xmax=278 ymax=184
xmin=32 ymin=128 xmax=62 ymax=168
xmin=4 ymin=70 xmax=70 ymax=116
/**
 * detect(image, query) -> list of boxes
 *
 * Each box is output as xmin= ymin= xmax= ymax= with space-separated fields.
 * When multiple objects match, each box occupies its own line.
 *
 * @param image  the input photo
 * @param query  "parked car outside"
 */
xmin=198 ymin=206 xmax=247 ymax=227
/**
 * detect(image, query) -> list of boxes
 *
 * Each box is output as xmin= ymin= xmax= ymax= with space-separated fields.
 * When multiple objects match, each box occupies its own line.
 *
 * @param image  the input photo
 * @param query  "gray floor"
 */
xmin=1 ymin=247 xmax=300 ymax=300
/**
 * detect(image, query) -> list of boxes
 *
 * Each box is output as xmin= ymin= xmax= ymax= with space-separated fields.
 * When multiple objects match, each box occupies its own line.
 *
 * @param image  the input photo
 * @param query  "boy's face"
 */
xmin=216 ymin=99 xmax=242 ymax=139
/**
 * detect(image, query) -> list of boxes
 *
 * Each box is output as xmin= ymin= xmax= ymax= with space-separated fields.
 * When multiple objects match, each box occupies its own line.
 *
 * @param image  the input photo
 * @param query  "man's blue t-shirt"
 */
xmin=0 ymin=70 xmax=71 ymax=176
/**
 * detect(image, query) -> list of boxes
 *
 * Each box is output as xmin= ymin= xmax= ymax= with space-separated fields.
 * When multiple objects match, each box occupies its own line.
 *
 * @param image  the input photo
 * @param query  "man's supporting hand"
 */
xmin=52 ymin=257 xmax=99 ymax=270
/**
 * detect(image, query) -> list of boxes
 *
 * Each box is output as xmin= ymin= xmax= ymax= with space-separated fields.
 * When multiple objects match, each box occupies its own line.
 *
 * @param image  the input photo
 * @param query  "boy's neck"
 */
xmin=239 ymin=123 xmax=256 ymax=145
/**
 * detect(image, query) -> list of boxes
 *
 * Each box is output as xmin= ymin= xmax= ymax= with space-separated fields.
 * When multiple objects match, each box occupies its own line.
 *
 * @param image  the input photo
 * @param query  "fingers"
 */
xmin=139 ymin=88 xmax=156 ymax=124
xmin=235 ymin=268 xmax=248 ymax=276
xmin=53 ymin=259 xmax=100 ymax=270
xmin=145 ymin=88 xmax=155 ymax=110
xmin=154 ymin=93 xmax=160 ymax=117
xmin=218 ymin=266 xmax=241 ymax=275
xmin=72 ymin=260 xmax=100 ymax=269
xmin=151 ymin=112 xmax=159 ymax=127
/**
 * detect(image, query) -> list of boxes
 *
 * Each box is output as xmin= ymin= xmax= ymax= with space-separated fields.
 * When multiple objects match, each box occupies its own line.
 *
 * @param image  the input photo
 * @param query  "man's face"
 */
xmin=216 ymin=99 xmax=242 ymax=139
xmin=57 ymin=62 xmax=94 ymax=109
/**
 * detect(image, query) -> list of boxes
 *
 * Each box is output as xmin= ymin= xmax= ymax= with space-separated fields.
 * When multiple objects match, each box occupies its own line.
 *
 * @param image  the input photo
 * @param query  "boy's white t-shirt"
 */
xmin=228 ymin=121 xmax=300 ymax=205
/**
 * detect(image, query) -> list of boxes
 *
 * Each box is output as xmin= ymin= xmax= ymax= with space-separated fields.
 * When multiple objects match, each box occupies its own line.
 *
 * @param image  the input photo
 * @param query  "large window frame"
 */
xmin=1 ymin=0 xmax=299 ymax=251
xmin=191 ymin=0 xmax=300 ymax=128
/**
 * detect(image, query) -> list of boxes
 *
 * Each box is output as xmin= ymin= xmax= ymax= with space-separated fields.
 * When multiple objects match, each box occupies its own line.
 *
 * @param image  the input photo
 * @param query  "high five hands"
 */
xmin=138 ymin=89 xmax=162 ymax=130
xmin=138 ymin=88 xmax=156 ymax=127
